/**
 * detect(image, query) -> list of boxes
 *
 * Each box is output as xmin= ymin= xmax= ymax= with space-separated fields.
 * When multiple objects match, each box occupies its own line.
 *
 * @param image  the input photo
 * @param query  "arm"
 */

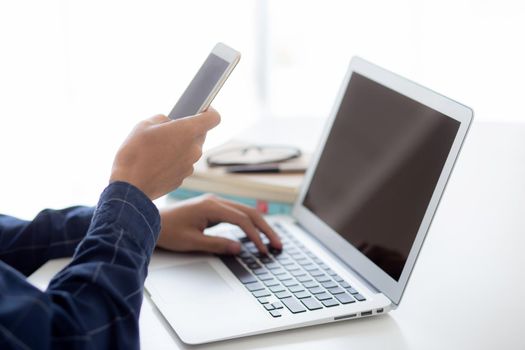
xmin=0 ymin=182 xmax=159 ymax=350
xmin=0 ymin=206 xmax=93 ymax=276
xmin=1 ymin=110 xmax=220 ymax=349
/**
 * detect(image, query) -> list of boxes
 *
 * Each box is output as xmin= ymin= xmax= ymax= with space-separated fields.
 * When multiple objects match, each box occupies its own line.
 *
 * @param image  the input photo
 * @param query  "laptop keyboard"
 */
xmin=220 ymin=222 xmax=366 ymax=318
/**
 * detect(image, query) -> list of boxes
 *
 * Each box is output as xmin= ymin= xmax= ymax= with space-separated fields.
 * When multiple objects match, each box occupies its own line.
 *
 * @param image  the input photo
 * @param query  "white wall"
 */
xmin=1 ymin=0 xmax=523 ymax=219
xmin=266 ymin=0 xmax=525 ymax=123
xmin=0 ymin=0 xmax=260 ymax=218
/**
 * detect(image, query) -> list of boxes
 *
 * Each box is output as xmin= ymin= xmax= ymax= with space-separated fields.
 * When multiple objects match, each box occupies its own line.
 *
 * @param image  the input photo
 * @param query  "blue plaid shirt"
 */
xmin=0 ymin=181 xmax=161 ymax=349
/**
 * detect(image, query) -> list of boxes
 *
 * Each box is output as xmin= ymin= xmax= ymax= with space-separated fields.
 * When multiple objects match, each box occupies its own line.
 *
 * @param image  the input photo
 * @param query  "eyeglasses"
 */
xmin=206 ymin=145 xmax=302 ymax=167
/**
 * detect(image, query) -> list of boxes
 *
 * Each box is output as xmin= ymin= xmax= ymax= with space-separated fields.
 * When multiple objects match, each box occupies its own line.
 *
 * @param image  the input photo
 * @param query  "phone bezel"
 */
xmin=196 ymin=43 xmax=241 ymax=114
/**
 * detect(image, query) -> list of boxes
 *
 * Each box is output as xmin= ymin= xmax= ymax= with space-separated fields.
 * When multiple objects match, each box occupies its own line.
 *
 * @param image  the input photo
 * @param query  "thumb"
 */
xmin=193 ymin=234 xmax=241 ymax=255
xmin=181 ymin=108 xmax=221 ymax=134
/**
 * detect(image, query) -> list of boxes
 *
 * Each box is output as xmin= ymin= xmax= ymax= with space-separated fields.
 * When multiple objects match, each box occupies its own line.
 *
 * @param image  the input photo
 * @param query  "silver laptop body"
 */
xmin=145 ymin=56 xmax=473 ymax=344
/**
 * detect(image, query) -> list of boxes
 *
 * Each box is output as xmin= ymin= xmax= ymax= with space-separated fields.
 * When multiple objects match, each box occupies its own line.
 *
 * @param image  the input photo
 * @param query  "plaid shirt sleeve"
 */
xmin=0 ymin=206 xmax=94 ymax=276
xmin=0 ymin=181 xmax=161 ymax=350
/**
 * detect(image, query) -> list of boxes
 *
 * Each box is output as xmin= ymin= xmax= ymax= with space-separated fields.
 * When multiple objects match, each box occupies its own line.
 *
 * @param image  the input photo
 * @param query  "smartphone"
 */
xmin=168 ymin=42 xmax=241 ymax=120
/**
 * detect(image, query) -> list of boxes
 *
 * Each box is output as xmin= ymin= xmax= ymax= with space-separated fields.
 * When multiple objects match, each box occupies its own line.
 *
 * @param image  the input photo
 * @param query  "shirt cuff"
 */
xmin=93 ymin=181 xmax=161 ymax=257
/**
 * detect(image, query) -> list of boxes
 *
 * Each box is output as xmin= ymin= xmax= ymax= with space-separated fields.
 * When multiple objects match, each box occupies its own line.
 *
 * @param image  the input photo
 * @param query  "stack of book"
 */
xmin=168 ymin=140 xmax=308 ymax=214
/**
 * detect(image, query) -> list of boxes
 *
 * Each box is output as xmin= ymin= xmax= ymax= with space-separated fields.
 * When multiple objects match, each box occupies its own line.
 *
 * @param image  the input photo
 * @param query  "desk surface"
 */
xmin=28 ymin=122 xmax=525 ymax=349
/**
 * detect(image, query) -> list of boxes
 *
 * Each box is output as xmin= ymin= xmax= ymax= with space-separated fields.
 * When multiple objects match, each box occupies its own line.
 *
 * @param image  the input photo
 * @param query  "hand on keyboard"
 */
xmin=156 ymin=194 xmax=282 ymax=254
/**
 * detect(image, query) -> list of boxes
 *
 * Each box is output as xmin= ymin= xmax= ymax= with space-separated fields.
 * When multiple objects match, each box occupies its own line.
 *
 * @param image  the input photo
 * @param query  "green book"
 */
xmin=169 ymin=188 xmax=293 ymax=215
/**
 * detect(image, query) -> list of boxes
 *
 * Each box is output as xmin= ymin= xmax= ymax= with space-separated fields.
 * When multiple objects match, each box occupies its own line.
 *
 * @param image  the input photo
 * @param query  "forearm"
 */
xmin=0 ymin=182 xmax=160 ymax=349
xmin=0 ymin=206 xmax=94 ymax=276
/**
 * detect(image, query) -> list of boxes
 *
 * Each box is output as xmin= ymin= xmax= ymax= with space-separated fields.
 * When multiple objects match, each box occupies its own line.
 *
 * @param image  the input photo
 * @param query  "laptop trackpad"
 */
xmin=149 ymin=261 xmax=233 ymax=302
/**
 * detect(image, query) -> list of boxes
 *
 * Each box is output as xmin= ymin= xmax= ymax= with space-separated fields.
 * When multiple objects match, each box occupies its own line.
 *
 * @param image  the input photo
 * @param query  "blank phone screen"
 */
xmin=169 ymin=53 xmax=230 ymax=119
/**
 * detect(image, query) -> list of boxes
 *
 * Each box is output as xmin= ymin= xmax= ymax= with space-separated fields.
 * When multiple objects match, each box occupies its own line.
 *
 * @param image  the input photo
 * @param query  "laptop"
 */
xmin=145 ymin=56 xmax=473 ymax=344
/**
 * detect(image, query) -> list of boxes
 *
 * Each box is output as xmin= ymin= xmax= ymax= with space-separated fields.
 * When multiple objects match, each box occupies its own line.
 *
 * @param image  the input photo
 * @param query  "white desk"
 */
xmin=28 ymin=122 xmax=525 ymax=349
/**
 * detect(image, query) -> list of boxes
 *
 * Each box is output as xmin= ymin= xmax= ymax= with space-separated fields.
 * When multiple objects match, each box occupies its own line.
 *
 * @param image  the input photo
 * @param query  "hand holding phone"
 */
xmin=169 ymin=43 xmax=241 ymax=120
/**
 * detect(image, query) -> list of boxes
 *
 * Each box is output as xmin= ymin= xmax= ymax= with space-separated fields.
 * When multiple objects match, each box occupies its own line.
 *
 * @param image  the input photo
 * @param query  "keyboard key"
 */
xmin=309 ymin=286 xmax=325 ymax=294
xmin=275 ymin=254 xmax=290 ymax=261
xmin=289 ymin=285 xmax=305 ymax=293
xmin=252 ymin=268 xmax=268 ymax=275
xmin=258 ymin=297 xmax=270 ymax=304
xmin=335 ymin=293 xmax=355 ymax=304
xmin=253 ymin=289 xmax=271 ymax=298
xmin=318 ymin=263 xmax=329 ymax=269
xmin=322 ymin=298 xmax=339 ymax=307
xmin=271 ymin=302 xmax=283 ymax=309
xmin=303 ymin=264 xmax=317 ymax=271
xmin=321 ymin=281 xmax=337 ymax=289
xmin=309 ymin=269 xmax=324 ymax=277
xmin=313 ymin=257 xmax=323 ymax=264
xmin=260 ymin=256 xmax=273 ymax=264
xmin=258 ymin=273 xmax=274 ymax=281
xmin=296 ymin=258 xmax=310 ymax=265
xmin=244 ymin=241 xmax=256 ymax=249
xmin=245 ymin=282 xmax=265 ymax=292
xmin=265 ymin=262 xmax=281 ymax=270
xmin=328 ymin=287 xmax=345 ymax=295
xmin=247 ymin=262 xmax=262 ymax=270
xmin=279 ymin=259 xmax=295 ymax=266
xmin=333 ymin=275 xmax=344 ymax=282
xmin=271 ymin=268 xmax=287 ymax=275
xmin=281 ymin=297 xmax=307 ymax=313
xmin=297 ymin=275 xmax=313 ymax=283
xmin=276 ymin=273 xmax=293 ymax=281
xmin=269 ymin=285 xmax=286 ymax=293
xmin=264 ymin=304 xmax=275 ymax=311
xmin=263 ymin=278 xmax=280 ymax=287
xmin=239 ymin=251 xmax=251 ymax=259
xmin=247 ymin=247 xmax=259 ymax=254
xmin=315 ymin=275 xmax=332 ymax=283
xmin=290 ymin=253 xmax=304 ymax=259
xmin=347 ymin=287 xmax=359 ymax=295
xmin=269 ymin=310 xmax=281 ymax=317
xmin=275 ymin=291 xmax=292 ymax=299
xmin=326 ymin=269 xmax=337 ymax=276
xmin=284 ymin=264 xmax=301 ymax=271
xmin=315 ymin=292 xmax=333 ymax=301
xmin=340 ymin=281 xmax=351 ymax=288
xmin=354 ymin=293 xmax=366 ymax=301
xmin=303 ymin=281 xmax=319 ymax=289
xmin=291 ymin=270 xmax=307 ymax=277
xmin=301 ymin=297 xmax=323 ymax=310
xmin=221 ymin=256 xmax=257 ymax=284
xmin=241 ymin=257 xmax=256 ymax=264
xmin=283 ymin=279 xmax=298 ymax=287
xmin=294 ymin=290 xmax=311 ymax=299
xmin=275 ymin=254 xmax=293 ymax=261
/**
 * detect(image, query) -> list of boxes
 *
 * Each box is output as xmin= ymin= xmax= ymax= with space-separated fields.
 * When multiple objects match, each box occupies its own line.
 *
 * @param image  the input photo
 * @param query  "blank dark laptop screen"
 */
xmin=303 ymin=72 xmax=460 ymax=281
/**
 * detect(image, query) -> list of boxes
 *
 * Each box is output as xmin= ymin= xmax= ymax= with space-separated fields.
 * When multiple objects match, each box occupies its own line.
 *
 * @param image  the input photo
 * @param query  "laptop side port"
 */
xmin=376 ymin=308 xmax=384 ymax=313
xmin=361 ymin=310 xmax=373 ymax=316
xmin=334 ymin=313 xmax=357 ymax=321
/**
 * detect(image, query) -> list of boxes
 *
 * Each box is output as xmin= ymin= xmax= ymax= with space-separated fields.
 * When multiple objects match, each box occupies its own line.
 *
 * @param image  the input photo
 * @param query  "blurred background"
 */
xmin=1 ymin=0 xmax=524 ymax=219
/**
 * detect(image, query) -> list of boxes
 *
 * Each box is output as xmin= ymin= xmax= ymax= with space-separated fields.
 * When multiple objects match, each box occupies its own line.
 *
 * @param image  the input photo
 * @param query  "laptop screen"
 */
xmin=303 ymin=72 xmax=460 ymax=281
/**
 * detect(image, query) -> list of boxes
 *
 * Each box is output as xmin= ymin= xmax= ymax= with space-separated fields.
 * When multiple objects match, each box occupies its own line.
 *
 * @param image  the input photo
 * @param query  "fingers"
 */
xmin=215 ymin=197 xmax=282 ymax=250
xmin=192 ymin=234 xmax=241 ymax=255
xmin=179 ymin=108 xmax=221 ymax=134
xmin=147 ymin=114 xmax=170 ymax=124
xmin=205 ymin=199 xmax=269 ymax=254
